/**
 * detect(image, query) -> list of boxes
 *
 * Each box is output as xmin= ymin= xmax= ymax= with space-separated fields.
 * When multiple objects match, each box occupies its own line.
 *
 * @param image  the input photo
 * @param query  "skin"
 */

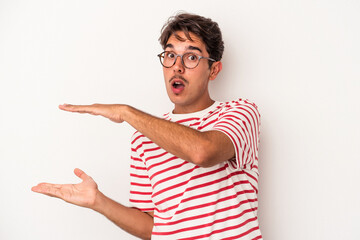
xmin=31 ymin=31 xmax=234 ymax=240
xmin=163 ymin=32 xmax=222 ymax=114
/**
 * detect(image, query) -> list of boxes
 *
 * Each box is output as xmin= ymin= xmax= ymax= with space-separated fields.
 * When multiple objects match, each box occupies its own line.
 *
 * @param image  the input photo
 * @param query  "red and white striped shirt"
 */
xmin=129 ymin=99 xmax=262 ymax=239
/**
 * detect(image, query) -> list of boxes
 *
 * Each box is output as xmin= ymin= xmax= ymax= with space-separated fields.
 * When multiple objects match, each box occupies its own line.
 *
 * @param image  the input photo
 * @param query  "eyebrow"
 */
xmin=164 ymin=43 xmax=174 ymax=49
xmin=187 ymin=46 xmax=202 ymax=53
xmin=164 ymin=44 xmax=203 ymax=53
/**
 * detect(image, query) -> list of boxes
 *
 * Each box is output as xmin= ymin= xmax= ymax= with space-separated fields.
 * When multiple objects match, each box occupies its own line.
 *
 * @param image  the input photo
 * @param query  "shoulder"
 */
xmin=219 ymin=98 xmax=260 ymax=117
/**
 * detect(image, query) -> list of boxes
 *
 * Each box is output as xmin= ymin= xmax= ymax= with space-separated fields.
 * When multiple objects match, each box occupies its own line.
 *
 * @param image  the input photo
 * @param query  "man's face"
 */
xmin=162 ymin=31 xmax=221 ymax=114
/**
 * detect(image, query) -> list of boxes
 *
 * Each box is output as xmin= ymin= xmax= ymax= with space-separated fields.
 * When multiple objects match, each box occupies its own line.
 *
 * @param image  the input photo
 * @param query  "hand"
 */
xmin=31 ymin=168 xmax=99 ymax=209
xmin=59 ymin=103 xmax=126 ymax=123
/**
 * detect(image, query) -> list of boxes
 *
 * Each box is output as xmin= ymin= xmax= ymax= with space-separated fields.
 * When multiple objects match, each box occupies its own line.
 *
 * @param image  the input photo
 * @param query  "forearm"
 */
xmin=93 ymin=191 xmax=153 ymax=240
xmin=58 ymin=103 xmax=234 ymax=167
xmin=123 ymin=105 xmax=234 ymax=167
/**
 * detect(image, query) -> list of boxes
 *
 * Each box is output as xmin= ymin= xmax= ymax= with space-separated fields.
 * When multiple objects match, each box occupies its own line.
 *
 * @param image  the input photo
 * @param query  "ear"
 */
xmin=209 ymin=61 xmax=222 ymax=81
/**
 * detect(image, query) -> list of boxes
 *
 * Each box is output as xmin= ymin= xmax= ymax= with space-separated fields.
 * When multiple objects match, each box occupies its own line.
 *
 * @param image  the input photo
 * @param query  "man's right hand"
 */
xmin=31 ymin=168 xmax=99 ymax=209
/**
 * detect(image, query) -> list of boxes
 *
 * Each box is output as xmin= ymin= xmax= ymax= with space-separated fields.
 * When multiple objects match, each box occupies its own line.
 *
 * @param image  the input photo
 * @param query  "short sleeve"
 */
xmin=129 ymin=134 xmax=155 ymax=212
xmin=212 ymin=99 xmax=260 ymax=171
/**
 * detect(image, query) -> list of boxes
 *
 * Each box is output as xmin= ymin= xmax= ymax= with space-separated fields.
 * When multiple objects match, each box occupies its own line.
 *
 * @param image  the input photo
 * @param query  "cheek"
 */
xmin=163 ymin=68 xmax=173 ymax=81
xmin=192 ymin=69 xmax=211 ymax=87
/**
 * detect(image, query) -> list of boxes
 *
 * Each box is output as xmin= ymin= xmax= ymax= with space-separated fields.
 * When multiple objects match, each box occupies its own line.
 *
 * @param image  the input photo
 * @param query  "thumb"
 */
xmin=74 ymin=168 xmax=89 ymax=181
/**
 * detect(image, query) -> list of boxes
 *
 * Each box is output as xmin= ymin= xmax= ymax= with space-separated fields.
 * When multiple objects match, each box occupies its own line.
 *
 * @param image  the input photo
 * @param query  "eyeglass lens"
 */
xmin=160 ymin=52 xmax=200 ymax=69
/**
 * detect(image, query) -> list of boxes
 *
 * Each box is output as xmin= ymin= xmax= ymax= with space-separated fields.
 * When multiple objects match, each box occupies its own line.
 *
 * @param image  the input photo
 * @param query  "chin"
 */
xmin=169 ymin=96 xmax=184 ymax=105
xmin=168 ymin=96 xmax=190 ymax=108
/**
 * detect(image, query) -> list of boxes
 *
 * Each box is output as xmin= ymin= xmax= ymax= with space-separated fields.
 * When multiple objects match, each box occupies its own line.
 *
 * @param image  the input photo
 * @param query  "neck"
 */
xmin=173 ymin=98 xmax=215 ymax=114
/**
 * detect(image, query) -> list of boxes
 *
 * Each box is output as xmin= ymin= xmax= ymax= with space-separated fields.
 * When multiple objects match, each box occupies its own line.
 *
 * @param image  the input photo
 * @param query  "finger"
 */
xmin=31 ymin=183 xmax=48 ymax=192
xmin=59 ymin=104 xmax=84 ymax=112
xmin=74 ymin=168 xmax=89 ymax=181
xmin=59 ymin=104 xmax=95 ymax=114
xmin=32 ymin=182 xmax=60 ymax=190
xmin=31 ymin=183 xmax=61 ymax=197
xmin=59 ymin=104 xmax=75 ymax=111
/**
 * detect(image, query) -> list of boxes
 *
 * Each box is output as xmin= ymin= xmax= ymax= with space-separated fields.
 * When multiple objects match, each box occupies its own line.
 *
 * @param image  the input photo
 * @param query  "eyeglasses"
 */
xmin=157 ymin=51 xmax=216 ymax=69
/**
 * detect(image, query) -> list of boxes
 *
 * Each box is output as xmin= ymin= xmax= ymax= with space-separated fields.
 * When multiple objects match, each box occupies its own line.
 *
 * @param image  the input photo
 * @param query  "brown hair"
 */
xmin=159 ymin=13 xmax=224 ymax=64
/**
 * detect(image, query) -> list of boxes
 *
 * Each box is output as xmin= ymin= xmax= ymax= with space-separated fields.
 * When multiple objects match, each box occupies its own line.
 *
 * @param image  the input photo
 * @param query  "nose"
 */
xmin=172 ymin=55 xmax=185 ymax=73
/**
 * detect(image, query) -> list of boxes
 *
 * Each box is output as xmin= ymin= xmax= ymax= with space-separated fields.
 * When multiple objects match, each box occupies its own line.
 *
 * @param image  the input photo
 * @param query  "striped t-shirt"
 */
xmin=129 ymin=99 xmax=262 ymax=239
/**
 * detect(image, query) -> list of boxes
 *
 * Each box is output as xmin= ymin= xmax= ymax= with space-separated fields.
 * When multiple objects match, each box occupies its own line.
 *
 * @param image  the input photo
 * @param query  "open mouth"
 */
xmin=172 ymin=81 xmax=185 ymax=89
xmin=171 ymin=80 xmax=185 ymax=94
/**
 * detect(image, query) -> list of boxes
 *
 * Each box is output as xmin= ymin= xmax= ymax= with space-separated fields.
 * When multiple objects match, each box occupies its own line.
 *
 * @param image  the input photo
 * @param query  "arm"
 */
xmin=124 ymin=106 xmax=234 ymax=167
xmin=31 ymin=168 xmax=153 ymax=240
xmin=95 ymin=193 xmax=153 ymax=240
xmin=59 ymin=104 xmax=235 ymax=167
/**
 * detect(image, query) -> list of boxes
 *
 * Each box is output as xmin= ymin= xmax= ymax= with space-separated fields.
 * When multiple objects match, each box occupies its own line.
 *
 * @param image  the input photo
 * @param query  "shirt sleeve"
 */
xmin=129 ymin=134 xmax=155 ymax=212
xmin=212 ymin=99 xmax=260 ymax=171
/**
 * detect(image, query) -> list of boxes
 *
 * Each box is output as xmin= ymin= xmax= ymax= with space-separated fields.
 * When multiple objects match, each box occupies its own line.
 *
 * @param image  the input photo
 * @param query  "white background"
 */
xmin=1 ymin=0 xmax=359 ymax=239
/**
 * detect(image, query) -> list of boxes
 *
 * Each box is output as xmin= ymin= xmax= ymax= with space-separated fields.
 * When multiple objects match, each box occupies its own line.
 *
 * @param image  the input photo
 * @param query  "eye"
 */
xmin=165 ymin=52 xmax=176 ymax=59
xmin=186 ymin=53 xmax=198 ymax=61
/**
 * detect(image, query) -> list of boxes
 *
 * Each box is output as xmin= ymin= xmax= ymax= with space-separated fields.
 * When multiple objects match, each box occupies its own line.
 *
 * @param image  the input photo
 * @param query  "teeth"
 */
xmin=173 ymin=81 xmax=184 ymax=89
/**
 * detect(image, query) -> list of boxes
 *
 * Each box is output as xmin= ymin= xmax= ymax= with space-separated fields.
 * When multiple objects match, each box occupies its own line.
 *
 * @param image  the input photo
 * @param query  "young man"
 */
xmin=32 ymin=13 xmax=262 ymax=239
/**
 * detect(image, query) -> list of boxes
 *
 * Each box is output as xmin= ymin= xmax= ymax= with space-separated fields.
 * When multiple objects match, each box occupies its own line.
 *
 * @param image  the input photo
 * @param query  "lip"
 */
xmin=169 ymin=75 xmax=187 ymax=85
xmin=169 ymin=76 xmax=187 ymax=95
xmin=170 ymin=78 xmax=185 ymax=86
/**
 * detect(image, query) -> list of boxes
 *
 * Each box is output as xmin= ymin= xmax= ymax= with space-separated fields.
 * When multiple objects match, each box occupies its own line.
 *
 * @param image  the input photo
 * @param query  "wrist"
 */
xmin=120 ymin=104 xmax=138 ymax=124
xmin=119 ymin=104 xmax=132 ymax=123
xmin=91 ymin=190 xmax=107 ymax=213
